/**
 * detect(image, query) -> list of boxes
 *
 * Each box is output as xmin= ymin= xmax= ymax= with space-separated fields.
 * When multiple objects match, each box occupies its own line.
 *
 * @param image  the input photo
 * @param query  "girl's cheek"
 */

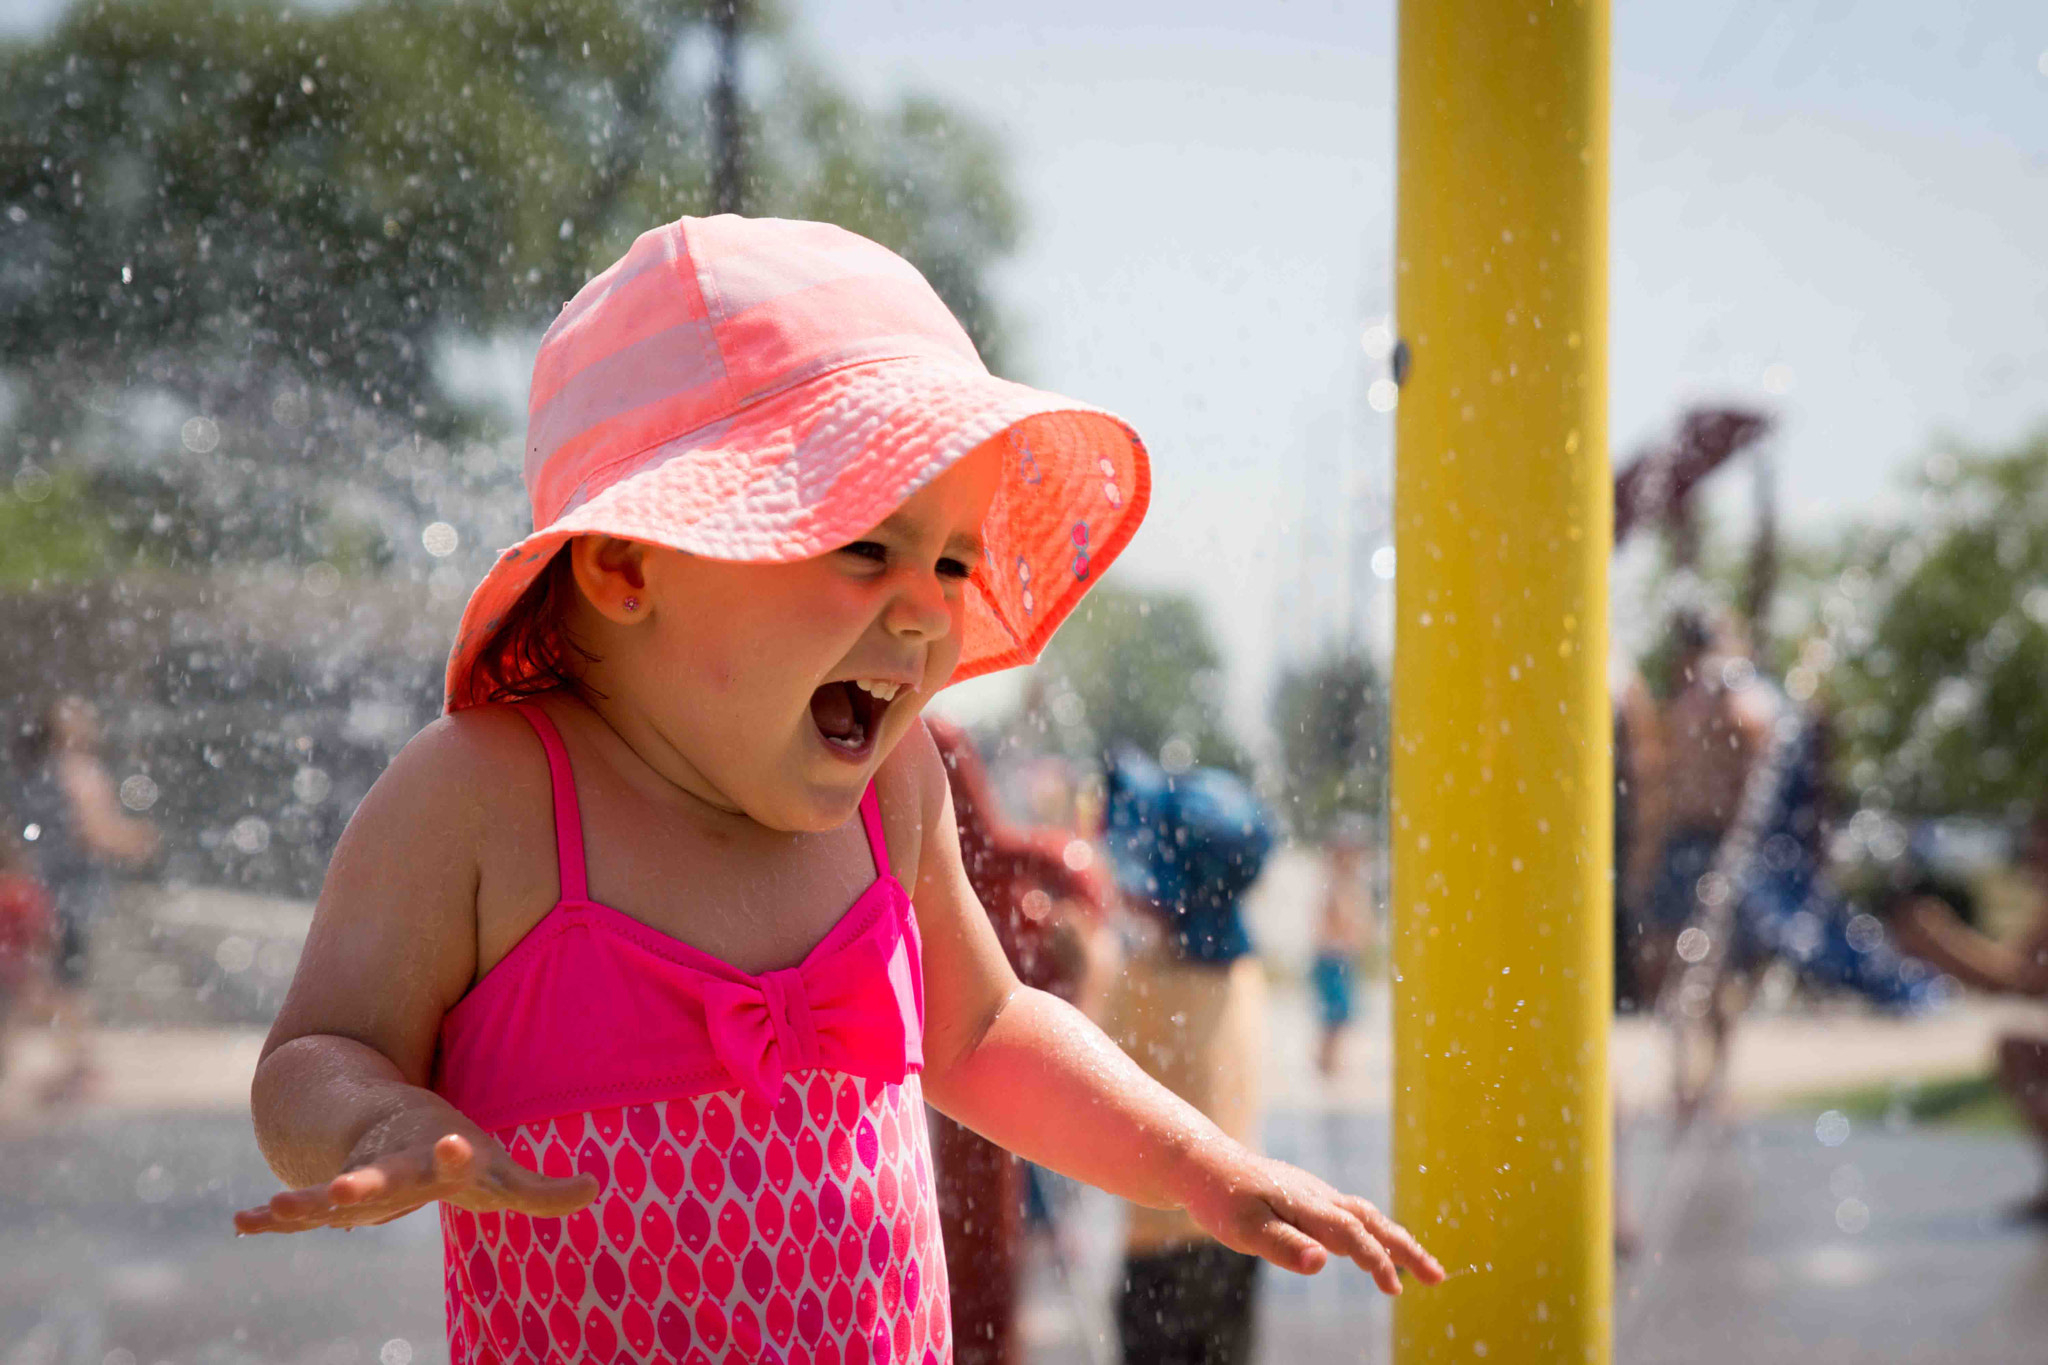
xmin=924 ymin=637 xmax=964 ymax=692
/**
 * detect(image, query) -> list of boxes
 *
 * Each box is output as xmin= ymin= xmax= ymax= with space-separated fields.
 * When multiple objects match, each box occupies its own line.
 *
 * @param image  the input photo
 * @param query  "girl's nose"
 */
xmin=882 ymin=570 xmax=954 ymax=642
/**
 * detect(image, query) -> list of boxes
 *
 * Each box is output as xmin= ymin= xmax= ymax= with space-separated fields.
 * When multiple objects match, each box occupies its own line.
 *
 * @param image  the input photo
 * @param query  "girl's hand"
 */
xmin=1178 ymin=1149 xmax=1445 ymax=1295
xmin=231 ymin=1132 xmax=599 ymax=1235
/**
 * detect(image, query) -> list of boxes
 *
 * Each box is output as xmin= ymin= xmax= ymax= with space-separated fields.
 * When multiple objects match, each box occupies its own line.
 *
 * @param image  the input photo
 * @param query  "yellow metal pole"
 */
xmin=1392 ymin=2 xmax=1611 ymax=1362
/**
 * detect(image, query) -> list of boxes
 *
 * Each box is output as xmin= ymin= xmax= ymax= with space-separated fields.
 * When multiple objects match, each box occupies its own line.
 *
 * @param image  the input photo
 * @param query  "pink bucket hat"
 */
xmin=444 ymin=214 xmax=1151 ymax=712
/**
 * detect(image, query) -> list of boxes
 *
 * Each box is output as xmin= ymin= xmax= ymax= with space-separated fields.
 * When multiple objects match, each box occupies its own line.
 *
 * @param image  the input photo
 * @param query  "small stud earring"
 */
xmin=623 ymin=596 xmax=640 ymax=613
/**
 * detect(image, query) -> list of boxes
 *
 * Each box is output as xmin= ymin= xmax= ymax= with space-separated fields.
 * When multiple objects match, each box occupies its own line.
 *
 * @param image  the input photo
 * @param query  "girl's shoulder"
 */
xmin=390 ymin=703 xmax=548 ymax=785
xmin=870 ymin=717 xmax=954 ymax=882
xmin=356 ymin=705 xmax=553 ymax=847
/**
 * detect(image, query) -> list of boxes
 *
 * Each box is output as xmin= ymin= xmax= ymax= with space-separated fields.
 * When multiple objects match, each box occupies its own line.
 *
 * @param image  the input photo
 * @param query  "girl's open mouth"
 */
xmin=808 ymin=679 xmax=904 ymax=761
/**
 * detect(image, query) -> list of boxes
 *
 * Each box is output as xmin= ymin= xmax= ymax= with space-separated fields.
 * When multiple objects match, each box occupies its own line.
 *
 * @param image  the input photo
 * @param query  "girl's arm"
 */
xmin=898 ymin=725 xmax=1442 ymax=1294
xmin=235 ymin=712 xmax=597 ymax=1233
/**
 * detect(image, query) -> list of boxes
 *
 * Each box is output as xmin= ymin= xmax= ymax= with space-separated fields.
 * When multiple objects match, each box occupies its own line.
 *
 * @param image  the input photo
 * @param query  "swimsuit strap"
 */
xmin=515 ymin=706 xmax=589 ymax=904
xmin=857 ymin=782 xmax=891 ymax=882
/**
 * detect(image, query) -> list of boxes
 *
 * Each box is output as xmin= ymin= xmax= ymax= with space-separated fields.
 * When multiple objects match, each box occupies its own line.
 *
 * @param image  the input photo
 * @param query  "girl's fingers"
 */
xmin=231 ymin=1130 xmax=598 ymax=1236
xmin=1236 ymin=1212 xmax=1329 ymax=1276
xmin=232 ymin=1202 xmax=294 ymax=1234
xmin=328 ymin=1165 xmax=390 ymax=1205
xmin=232 ymin=1136 xmax=467 ymax=1234
xmin=1304 ymin=1204 xmax=1403 ymax=1294
xmin=1344 ymin=1196 xmax=1446 ymax=1284
xmin=1257 ymin=1179 xmax=1401 ymax=1292
xmin=234 ymin=1185 xmax=350 ymax=1234
xmin=498 ymin=1167 xmax=602 ymax=1218
xmin=432 ymin=1132 xmax=477 ymax=1182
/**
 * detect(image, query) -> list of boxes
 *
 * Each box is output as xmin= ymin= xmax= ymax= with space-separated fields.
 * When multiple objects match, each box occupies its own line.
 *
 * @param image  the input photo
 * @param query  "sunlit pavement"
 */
xmin=1616 ymin=1116 xmax=2048 ymax=1365
xmin=0 ymin=1109 xmax=448 ymax=1365
xmin=3 ymin=984 xmax=2045 ymax=1363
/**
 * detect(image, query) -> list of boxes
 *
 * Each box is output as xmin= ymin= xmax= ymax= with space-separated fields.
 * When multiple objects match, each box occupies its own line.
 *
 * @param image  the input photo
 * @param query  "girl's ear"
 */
xmin=568 ymin=535 xmax=651 ymax=624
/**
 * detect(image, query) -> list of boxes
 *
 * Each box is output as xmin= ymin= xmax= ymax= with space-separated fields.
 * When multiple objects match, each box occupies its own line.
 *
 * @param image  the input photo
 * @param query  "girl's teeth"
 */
xmin=855 ymin=680 xmax=900 ymax=701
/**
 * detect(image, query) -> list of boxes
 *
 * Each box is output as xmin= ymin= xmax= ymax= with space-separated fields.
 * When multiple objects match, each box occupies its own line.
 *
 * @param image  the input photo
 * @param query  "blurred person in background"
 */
xmin=1623 ymin=609 xmax=1776 ymax=1117
xmin=0 ymin=816 xmax=70 ymax=1100
xmin=926 ymin=717 xmax=1115 ymax=1365
xmin=1621 ymin=608 xmax=1778 ymax=1010
xmin=1889 ymin=811 xmax=2048 ymax=1221
xmin=1626 ymin=610 xmax=1940 ymax=1118
xmin=1312 ymin=812 xmax=1375 ymax=1078
xmin=1613 ymin=660 xmax=1660 ymax=1012
xmin=13 ymin=696 xmax=162 ymax=1102
xmin=1101 ymin=747 xmax=1277 ymax=1365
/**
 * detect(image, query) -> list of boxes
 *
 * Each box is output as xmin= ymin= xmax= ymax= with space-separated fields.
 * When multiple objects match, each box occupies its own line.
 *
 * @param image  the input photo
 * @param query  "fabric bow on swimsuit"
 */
xmin=698 ymin=932 xmax=920 ymax=1104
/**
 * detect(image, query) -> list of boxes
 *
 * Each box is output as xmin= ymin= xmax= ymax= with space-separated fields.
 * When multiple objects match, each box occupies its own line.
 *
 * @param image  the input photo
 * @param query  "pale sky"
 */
xmin=8 ymin=1 xmax=2046 ymax=742
xmin=796 ymin=1 xmax=2048 ymax=733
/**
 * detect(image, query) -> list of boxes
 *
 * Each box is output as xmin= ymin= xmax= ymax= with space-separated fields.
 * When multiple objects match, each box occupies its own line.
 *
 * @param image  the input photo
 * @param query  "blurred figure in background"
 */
xmin=926 ymin=718 xmax=1115 ymax=1365
xmin=13 ymin=696 xmax=161 ymax=1101
xmin=1623 ymin=609 xmax=1780 ymax=1117
xmin=1890 ymin=810 xmax=2048 ymax=1220
xmin=1101 ymin=748 xmax=1277 ymax=1365
xmin=0 ymin=817 xmax=68 ymax=1097
xmin=1612 ymin=660 xmax=1660 ymax=1012
xmin=1312 ymin=812 xmax=1375 ymax=1078
xmin=1621 ymin=609 xmax=1777 ymax=1010
xmin=1628 ymin=610 xmax=1942 ymax=1122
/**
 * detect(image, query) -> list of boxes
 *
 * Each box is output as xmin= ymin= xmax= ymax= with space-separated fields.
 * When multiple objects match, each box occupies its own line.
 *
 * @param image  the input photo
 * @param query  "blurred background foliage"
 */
xmin=0 ymin=0 xmax=1019 ymax=579
xmin=0 ymin=0 xmax=1026 ymax=895
xmin=1033 ymin=584 xmax=1251 ymax=779
xmin=1 ymin=0 xmax=2041 ymax=888
xmin=1270 ymin=646 xmax=1385 ymax=838
xmin=1820 ymin=426 xmax=2048 ymax=823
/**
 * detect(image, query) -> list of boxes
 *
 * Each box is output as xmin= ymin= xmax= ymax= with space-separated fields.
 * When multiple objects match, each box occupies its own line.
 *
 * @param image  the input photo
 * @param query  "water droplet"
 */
xmin=135 ymin=1164 xmax=175 ymax=1203
xmin=230 ymin=816 xmax=272 ymax=854
xmin=13 ymin=465 xmax=53 ymax=503
xmin=303 ymin=562 xmax=341 ymax=597
xmin=293 ymin=766 xmax=333 ymax=805
xmin=216 ymin=935 xmax=256 ymax=974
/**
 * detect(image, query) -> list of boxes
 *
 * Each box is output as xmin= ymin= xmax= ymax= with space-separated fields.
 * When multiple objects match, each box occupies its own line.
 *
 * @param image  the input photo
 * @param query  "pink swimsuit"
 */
xmin=433 ymin=707 xmax=951 ymax=1364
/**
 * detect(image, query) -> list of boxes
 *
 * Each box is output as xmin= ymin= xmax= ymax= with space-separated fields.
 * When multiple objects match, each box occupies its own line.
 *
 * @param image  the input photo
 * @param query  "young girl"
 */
xmin=234 ymin=214 xmax=1441 ymax=1364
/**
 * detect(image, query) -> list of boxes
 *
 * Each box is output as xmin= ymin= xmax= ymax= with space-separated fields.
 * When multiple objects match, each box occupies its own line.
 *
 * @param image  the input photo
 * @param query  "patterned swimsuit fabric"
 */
xmin=432 ymin=705 xmax=951 ymax=1364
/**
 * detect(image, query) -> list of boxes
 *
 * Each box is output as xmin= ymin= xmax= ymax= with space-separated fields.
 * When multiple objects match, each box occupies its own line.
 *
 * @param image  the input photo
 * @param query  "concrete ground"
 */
xmin=2 ymin=884 xmax=2044 ymax=1363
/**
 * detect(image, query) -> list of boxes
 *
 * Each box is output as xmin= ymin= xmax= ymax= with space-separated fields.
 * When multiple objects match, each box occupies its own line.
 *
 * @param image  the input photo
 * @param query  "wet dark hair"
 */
xmin=12 ymin=697 xmax=77 ymax=768
xmin=1668 ymin=608 xmax=1714 ymax=658
xmin=462 ymin=550 xmax=601 ymax=705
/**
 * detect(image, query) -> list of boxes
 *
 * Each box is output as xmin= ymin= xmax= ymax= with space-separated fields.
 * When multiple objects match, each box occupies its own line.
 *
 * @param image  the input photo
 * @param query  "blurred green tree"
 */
xmin=0 ymin=0 xmax=1020 ymax=571
xmin=1035 ymin=584 xmax=1249 ymax=776
xmin=1270 ymin=647 xmax=1385 ymax=838
xmin=1822 ymin=426 xmax=2048 ymax=821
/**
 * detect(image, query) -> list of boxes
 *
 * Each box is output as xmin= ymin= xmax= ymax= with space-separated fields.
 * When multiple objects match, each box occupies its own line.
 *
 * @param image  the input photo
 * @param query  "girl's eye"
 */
xmin=839 ymin=541 xmax=888 ymax=564
xmin=937 ymin=557 xmax=973 ymax=581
